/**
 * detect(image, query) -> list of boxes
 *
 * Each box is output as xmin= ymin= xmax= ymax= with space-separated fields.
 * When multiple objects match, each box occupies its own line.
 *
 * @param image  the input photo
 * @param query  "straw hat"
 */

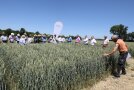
xmin=34 ymin=34 xmax=37 ymax=36
xmin=17 ymin=34 xmax=20 ymax=36
xmin=38 ymin=34 xmax=42 ymax=37
xmin=21 ymin=35 xmax=25 ymax=38
xmin=11 ymin=33 xmax=14 ymax=35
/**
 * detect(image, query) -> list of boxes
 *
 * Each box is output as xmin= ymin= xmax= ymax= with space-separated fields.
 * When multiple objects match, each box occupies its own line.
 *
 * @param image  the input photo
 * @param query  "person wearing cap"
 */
xmin=19 ymin=35 xmax=26 ymax=45
xmin=104 ymin=35 xmax=128 ymax=77
xmin=9 ymin=33 xmax=15 ymax=43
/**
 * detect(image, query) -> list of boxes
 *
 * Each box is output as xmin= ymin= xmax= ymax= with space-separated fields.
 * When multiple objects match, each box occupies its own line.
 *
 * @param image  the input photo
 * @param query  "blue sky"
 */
xmin=0 ymin=0 xmax=134 ymax=38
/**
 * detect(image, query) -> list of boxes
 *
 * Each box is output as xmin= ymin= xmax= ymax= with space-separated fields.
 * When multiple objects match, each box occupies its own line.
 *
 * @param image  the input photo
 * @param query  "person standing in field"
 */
xmin=102 ymin=36 xmax=109 ymax=47
xmin=41 ymin=34 xmax=47 ymax=43
xmin=48 ymin=35 xmax=57 ymax=44
xmin=75 ymin=35 xmax=81 ymax=44
xmin=83 ymin=35 xmax=89 ymax=45
xmin=53 ymin=35 xmax=58 ymax=44
xmin=9 ymin=33 xmax=15 ymax=43
xmin=90 ymin=36 xmax=97 ymax=46
xmin=48 ymin=35 xmax=53 ymax=43
xmin=67 ymin=36 xmax=72 ymax=43
xmin=27 ymin=35 xmax=33 ymax=44
xmin=1 ymin=32 xmax=8 ymax=43
xmin=19 ymin=35 xmax=26 ymax=45
xmin=61 ymin=37 xmax=66 ymax=43
xmin=104 ymin=35 xmax=128 ymax=77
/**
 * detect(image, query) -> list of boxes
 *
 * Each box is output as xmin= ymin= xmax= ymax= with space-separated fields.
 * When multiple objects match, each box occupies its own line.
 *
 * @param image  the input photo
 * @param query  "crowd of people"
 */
xmin=0 ymin=32 xmax=110 ymax=46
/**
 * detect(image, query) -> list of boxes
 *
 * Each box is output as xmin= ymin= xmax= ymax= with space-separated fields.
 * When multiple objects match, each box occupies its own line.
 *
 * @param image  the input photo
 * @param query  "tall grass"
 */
xmin=0 ymin=42 xmax=133 ymax=90
xmin=127 ymin=42 xmax=134 ymax=57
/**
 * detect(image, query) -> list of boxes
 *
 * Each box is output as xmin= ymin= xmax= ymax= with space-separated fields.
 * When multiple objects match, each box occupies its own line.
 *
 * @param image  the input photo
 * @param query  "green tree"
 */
xmin=60 ymin=35 xmax=65 ymax=38
xmin=110 ymin=24 xmax=128 ymax=41
xmin=127 ymin=32 xmax=134 ymax=41
xmin=27 ymin=32 xmax=35 ymax=36
xmin=5 ymin=28 xmax=12 ymax=36
xmin=35 ymin=31 xmax=40 ymax=35
xmin=69 ymin=35 xmax=75 ymax=39
xmin=20 ymin=28 xmax=26 ymax=35
xmin=15 ymin=30 xmax=20 ymax=35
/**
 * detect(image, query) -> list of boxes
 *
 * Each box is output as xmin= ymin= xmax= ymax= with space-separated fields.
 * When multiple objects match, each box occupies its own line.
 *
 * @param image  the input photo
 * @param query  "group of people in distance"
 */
xmin=75 ymin=35 xmax=97 ymax=45
xmin=75 ymin=35 xmax=109 ymax=47
xmin=0 ymin=32 xmax=110 ymax=46
xmin=0 ymin=32 xmax=46 ymax=45
xmin=1 ymin=32 xmax=33 ymax=45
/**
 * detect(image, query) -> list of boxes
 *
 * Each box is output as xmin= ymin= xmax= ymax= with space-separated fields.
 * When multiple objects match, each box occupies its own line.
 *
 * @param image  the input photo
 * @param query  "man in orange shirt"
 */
xmin=104 ymin=35 xmax=128 ymax=77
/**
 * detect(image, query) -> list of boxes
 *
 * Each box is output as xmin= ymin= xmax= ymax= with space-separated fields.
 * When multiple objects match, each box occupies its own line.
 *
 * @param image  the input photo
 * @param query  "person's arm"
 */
xmin=104 ymin=44 xmax=119 ymax=56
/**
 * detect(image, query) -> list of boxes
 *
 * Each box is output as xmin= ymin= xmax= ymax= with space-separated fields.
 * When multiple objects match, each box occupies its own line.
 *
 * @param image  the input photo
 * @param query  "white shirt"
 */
xmin=16 ymin=36 xmax=20 ymax=41
xmin=61 ymin=38 xmax=65 ymax=42
xmin=27 ymin=38 xmax=33 ymax=43
xmin=83 ymin=38 xmax=89 ymax=44
xmin=76 ymin=37 xmax=81 ymax=43
xmin=103 ymin=38 xmax=109 ymax=44
xmin=58 ymin=37 xmax=62 ymax=42
xmin=90 ymin=39 xmax=97 ymax=45
xmin=19 ymin=38 xmax=26 ymax=45
xmin=1 ymin=35 xmax=7 ymax=41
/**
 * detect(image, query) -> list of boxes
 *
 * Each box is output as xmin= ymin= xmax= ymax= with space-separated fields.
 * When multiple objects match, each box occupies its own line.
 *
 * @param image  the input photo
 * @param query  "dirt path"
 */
xmin=82 ymin=58 xmax=134 ymax=90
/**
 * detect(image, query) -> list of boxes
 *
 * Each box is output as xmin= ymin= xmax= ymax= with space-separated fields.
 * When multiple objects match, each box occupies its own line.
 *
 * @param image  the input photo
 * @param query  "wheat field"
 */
xmin=0 ymin=42 xmax=133 ymax=90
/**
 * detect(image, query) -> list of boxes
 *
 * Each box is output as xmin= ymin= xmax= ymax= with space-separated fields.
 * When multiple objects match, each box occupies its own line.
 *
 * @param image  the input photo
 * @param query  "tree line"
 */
xmin=0 ymin=24 xmax=134 ymax=41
